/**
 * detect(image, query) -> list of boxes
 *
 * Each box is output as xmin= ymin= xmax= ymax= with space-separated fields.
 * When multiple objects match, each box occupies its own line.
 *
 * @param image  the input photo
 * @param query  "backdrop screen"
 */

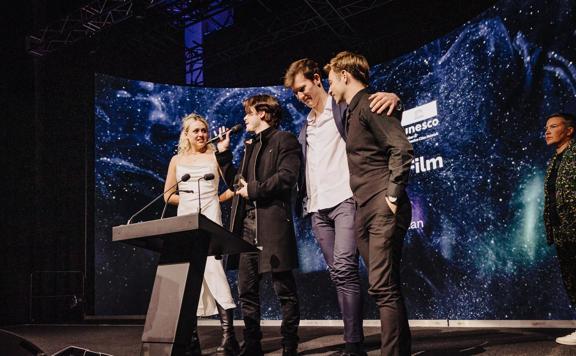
xmin=94 ymin=0 xmax=576 ymax=319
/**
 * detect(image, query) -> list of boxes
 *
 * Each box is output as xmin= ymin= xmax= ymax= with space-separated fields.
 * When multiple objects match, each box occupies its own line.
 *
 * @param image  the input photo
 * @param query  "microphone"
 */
xmin=127 ymin=173 xmax=191 ymax=224
xmin=197 ymin=173 xmax=216 ymax=215
xmin=206 ymin=124 xmax=243 ymax=144
xmin=160 ymin=190 xmax=178 ymax=219
xmin=160 ymin=188 xmax=195 ymax=219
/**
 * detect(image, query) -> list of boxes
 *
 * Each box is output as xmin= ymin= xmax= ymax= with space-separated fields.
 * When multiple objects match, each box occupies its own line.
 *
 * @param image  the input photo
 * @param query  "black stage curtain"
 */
xmin=1 ymin=0 xmax=184 ymax=324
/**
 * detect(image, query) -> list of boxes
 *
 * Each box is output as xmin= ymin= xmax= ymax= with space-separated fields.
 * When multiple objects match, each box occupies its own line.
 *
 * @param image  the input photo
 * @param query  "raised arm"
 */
xmin=216 ymin=150 xmax=240 ymax=188
xmin=215 ymin=129 xmax=239 ymax=188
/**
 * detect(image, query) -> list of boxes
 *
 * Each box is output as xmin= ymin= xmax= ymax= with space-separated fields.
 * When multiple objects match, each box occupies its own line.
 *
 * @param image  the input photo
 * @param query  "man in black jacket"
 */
xmin=325 ymin=51 xmax=414 ymax=356
xmin=216 ymin=94 xmax=301 ymax=356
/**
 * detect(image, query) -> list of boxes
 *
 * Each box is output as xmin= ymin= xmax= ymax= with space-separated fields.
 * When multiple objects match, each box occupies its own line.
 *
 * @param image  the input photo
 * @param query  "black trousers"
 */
xmin=556 ymin=240 xmax=576 ymax=306
xmin=238 ymin=210 xmax=300 ymax=347
xmin=355 ymin=191 xmax=411 ymax=356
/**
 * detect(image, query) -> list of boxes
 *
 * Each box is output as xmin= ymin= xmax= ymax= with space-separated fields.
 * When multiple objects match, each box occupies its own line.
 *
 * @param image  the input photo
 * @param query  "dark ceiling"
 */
xmin=27 ymin=0 xmax=498 ymax=87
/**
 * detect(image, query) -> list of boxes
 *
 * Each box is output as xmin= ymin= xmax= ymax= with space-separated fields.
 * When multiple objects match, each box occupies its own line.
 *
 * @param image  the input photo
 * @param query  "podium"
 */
xmin=113 ymin=213 xmax=257 ymax=356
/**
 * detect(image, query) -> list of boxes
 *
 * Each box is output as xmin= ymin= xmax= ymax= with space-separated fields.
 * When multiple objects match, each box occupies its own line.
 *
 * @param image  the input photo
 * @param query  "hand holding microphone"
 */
xmin=214 ymin=124 xmax=242 ymax=152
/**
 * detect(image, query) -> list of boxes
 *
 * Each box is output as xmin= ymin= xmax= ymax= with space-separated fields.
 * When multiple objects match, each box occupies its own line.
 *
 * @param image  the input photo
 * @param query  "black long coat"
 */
xmin=216 ymin=127 xmax=301 ymax=273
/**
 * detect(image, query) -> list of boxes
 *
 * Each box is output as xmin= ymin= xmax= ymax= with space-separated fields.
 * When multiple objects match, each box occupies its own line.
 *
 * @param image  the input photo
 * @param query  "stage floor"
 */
xmin=3 ymin=324 xmax=576 ymax=355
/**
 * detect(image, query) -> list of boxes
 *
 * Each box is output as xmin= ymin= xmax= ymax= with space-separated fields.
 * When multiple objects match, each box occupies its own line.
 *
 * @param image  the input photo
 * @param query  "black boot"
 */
xmin=281 ymin=343 xmax=298 ymax=356
xmin=239 ymin=340 xmax=263 ymax=356
xmin=341 ymin=341 xmax=367 ymax=356
xmin=216 ymin=304 xmax=240 ymax=355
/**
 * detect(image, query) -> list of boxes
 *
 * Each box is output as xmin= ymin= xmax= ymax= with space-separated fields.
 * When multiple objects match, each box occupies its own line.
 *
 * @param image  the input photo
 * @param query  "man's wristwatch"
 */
xmin=395 ymin=101 xmax=404 ymax=112
xmin=388 ymin=196 xmax=398 ymax=205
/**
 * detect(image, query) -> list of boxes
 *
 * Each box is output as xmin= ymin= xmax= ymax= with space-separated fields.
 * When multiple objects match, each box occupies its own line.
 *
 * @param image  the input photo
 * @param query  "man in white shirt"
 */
xmin=284 ymin=58 xmax=402 ymax=356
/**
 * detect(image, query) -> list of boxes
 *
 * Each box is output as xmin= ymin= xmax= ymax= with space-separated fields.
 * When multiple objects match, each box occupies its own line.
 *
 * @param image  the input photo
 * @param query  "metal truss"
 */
xmin=189 ymin=0 xmax=394 ymax=72
xmin=26 ymin=0 xmax=167 ymax=57
xmin=185 ymin=42 xmax=205 ymax=86
xmin=27 ymin=0 xmax=395 ymax=85
xmin=163 ymin=0 xmax=239 ymax=29
xmin=174 ymin=0 xmax=240 ymax=86
xmin=27 ymin=0 xmax=240 ymax=86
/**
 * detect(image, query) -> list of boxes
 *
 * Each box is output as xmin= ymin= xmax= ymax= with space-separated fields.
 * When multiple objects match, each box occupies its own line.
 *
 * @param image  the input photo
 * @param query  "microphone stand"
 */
xmin=127 ymin=174 xmax=190 ymax=224
xmin=197 ymin=173 xmax=215 ymax=216
xmin=160 ymin=191 xmax=177 ymax=220
xmin=197 ymin=178 xmax=203 ymax=216
xmin=160 ymin=189 xmax=194 ymax=219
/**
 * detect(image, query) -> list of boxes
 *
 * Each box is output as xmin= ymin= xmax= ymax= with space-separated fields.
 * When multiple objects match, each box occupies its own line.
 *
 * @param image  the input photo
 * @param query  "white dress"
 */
xmin=176 ymin=155 xmax=236 ymax=316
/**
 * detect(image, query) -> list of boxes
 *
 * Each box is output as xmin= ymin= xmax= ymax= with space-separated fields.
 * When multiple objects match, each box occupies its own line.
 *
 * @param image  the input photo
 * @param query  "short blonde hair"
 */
xmin=177 ymin=113 xmax=214 ymax=154
xmin=324 ymin=51 xmax=370 ymax=86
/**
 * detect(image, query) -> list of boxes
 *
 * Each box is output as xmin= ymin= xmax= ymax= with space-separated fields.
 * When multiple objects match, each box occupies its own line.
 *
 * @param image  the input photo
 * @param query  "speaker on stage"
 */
xmin=0 ymin=329 xmax=46 ymax=356
xmin=52 ymin=346 xmax=112 ymax=356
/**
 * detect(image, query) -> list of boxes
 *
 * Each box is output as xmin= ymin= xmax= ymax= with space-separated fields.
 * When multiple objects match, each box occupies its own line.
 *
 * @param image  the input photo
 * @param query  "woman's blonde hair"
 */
xmin=177 ymin=113 xmax=215 ymax=154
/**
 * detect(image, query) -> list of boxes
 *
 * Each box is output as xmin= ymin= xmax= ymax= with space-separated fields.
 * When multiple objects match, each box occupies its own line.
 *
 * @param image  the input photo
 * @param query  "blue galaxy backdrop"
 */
xmin=95 ymin=0 xmax=576 ymax=319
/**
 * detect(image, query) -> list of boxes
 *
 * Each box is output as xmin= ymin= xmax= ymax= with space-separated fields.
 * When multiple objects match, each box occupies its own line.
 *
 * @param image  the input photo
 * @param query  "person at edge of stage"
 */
xmin=215 ymin=94 xmax=302 ymax=356
xmin=164 ymin=113 xmax=239 ymax=356
xmin=543 ymin=112 xmax=576 ymax=346
xmin=283 ymin=58 xmax=402 ymax=356
xmin=325 ymin=51 xmax=414 ymax=356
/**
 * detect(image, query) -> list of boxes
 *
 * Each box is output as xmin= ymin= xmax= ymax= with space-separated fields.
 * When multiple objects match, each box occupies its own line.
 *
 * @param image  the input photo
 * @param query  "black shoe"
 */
xmin=340 ymin=342 xmax=367 ymax=356
xmin=339 ymin=351 xmax=368 ymax=356
xmin=239 ymin=341 xmax=263 ymax=356
xmin=217 ymin=334 xmax=240 ymax=355
xmin=216 ymin=305 xmax=240 ymax=355
xmin=282 ymin=344 xmax=298 ymax=356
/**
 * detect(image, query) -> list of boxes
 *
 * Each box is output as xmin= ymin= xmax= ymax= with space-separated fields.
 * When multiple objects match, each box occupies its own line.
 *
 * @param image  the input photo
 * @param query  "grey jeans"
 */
xmin=311 ymin=198 xmax=363 ymax=343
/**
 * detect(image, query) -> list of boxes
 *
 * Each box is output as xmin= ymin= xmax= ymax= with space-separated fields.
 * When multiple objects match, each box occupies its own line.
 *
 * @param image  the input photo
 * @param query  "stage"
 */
xmin=4 ymin=1 xmax=576 ymax=355
xmin=3 ymin=323 xmax=576 ymax=355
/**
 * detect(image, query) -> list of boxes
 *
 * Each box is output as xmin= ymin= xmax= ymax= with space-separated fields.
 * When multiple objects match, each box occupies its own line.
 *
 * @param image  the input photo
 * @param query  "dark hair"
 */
xmin=283 ymin=58 xmax=322 ymax=88
xmin=243 ymin=94 xmax=282 ymax=128
xmin=546 ymin=112 xmax=576 ymax=131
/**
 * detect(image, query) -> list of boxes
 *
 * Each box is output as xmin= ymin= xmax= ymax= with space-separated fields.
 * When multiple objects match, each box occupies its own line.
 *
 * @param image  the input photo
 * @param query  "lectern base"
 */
xmin=112 ymin=214 xmax=257 ymax=356
xmin=141 ymin=342 xmax=193 ymax=356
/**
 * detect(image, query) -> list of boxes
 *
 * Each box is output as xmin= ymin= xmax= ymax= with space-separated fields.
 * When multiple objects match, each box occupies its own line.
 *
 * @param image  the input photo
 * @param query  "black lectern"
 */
xmin=112 ymin=213 xmax=256 ymax=356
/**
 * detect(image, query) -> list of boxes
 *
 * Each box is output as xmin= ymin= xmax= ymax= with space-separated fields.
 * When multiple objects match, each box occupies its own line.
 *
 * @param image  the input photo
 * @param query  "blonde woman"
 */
xmin=164 ymin=113 xmax=239 ymax=355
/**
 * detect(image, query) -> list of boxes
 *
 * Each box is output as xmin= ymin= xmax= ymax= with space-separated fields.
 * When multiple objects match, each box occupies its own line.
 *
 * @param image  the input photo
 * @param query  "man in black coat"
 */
xmin=325 ymin=51 xmax=414 ymax=356
xmin=216 ymin=94 xmax=302 ymax=356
